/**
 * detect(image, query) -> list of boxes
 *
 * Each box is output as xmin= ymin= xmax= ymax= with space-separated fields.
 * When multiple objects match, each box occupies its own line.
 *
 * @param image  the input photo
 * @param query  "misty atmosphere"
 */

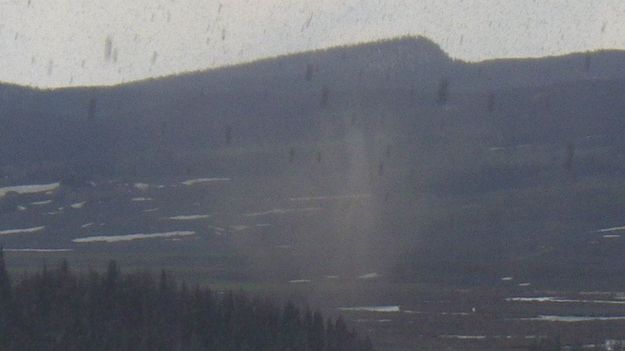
xmin=2 ymin=1 xmax=625 ymax=350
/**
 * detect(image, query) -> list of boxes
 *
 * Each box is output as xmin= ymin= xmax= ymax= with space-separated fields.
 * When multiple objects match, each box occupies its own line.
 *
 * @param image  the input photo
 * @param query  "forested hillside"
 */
xmin=0 ymin=250 xmax=373 ymax=351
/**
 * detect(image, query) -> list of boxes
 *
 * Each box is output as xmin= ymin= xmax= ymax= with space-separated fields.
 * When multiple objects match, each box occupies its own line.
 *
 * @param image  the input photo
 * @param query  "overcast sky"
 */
xmin=1 ymin=0 xmax=624 ymax=88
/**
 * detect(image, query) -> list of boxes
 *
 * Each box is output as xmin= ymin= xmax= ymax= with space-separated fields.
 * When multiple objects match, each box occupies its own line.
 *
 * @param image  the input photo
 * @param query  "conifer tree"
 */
xmin=0 ymin=247 xmax=14 ymax=348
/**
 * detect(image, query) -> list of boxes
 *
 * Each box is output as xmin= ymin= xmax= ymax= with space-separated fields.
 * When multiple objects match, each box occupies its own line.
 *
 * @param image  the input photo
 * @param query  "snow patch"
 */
xmin=519 ymin=315 xmax=625 ymax=322
xmin=73 ymin=231 xmax=196 ymax=243
xmin=70 ymin=201 xmax=86 ymax=209
xmin=403 ymin=310 xmax=423 ymax=315
xmin=131 ymin=197 xmax=153 ymax=202
xmin=243 ymin=207 xmax=322 ymax=217
xmin=4 ymin=248 xmax=72 ymax=252
xmin=167 ymin=214 xmax=211 ymax=221
xmin=338 ymin=306 xmax=400 ymax=313
xmin=289 ymin=194 xmax=372 ymax=202
xmin=134 ymin=183 xmax=150 ymax=191
xmin=0 ymin=226 xmax=45 ymax=236
xmin=358 ymin=272 xmax=380 ymax=280
xmin=506 ymin=297 xmax=625 ymax=305
xmin=182 ymin=178 xmax=230 ymax=186
xmin=440 ymin=335 xmax=487 ymax=340
xmin=441 ymin=312 xmax=471 ymax=316
xmin=30 ymin=200 xmax=52 ymax=206
xmin=0 ymin=183 xmax=60 ymax=198
xmin=596 ymin=226 xmax=625 ymax=233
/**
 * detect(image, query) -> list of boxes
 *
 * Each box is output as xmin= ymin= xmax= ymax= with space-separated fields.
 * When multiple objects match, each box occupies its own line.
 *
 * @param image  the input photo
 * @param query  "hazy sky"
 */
xmin=1 ymin=0 xmax=623 ymax=88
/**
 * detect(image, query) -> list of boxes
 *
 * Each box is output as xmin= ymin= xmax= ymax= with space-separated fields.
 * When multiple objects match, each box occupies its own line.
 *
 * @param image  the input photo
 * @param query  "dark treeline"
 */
xmin=0 ymin=253 xmax=373 ymax=351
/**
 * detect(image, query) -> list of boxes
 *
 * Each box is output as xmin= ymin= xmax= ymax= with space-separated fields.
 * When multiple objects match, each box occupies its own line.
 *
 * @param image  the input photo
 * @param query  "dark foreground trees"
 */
xmin=0 ymin=255 xmax=373 ymax=351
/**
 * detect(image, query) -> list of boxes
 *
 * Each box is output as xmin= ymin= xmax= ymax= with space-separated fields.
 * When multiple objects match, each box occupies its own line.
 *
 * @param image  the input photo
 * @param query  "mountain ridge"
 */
xmin=3 ymin=35 xmax=625 ymax=92
xmin=1 ymin=35 xmax=448 ymax=92
xmin=1 ymin=34 xmax=625 ymax=184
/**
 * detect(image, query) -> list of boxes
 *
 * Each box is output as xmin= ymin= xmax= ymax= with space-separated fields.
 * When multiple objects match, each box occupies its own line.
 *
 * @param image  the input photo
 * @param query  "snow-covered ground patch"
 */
xmin=134 ymin=183 xmax=150 ymax=191
xmin=440 ymin=335 xmax=487 ymax=340
xmin=4 ymin=248 xmax=72 ymax=252
xmin=182 ymin=178 xmax=230 ymax=186
xmin=289 ymin=194 xmax=372 ymax=202
xmin=81 ymin=223 xmax=95 ymax=228
xmin=507 ymin=297 xmax=555 ymax=303
xmin=30 ymin=200 xmax=52 ymax=206
xmin=403 ymin=310 xmax=472 ymax=316
xmin=166 ymin=214 xmax=211 ymax=221
xmin=603 ymin=234 xmax=621 ymax=239
xmin=0 ymin=226 xmax=45 ymax=236
xmin=506 ymin=297 xmax=625 ymax=305
xmin=131 ymin=197 xmax=153 ymax=202
xmin=73 ymin=231 xmax=196 ymax=243
xmin=243 ymin=207 xmax=322 ymax=217
xmin=70 ymin=201 xmax=86 ymax=209
xmin=0 ymin=183 xmax=60 ymax=198
xmin=441 ymin=312 xmax=471 ymax=316
xmin=358 ymin=272 xmax=380 ymax=280
xmin=596 ymin=226 xmax=625 ymax=233
xmin=338 ymin=305 xmax=400 ymax=313
xmin=518 ymin=315 xmax=625 ymax=322
xmin=403 ymin=310 xmax=423 ymax=315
